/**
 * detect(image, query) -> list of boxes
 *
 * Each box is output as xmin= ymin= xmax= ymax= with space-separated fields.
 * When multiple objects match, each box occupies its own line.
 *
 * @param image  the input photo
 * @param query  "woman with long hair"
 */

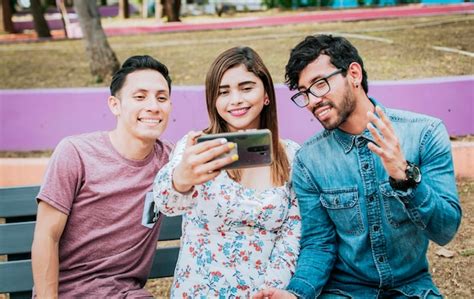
xmin=153 ymin=46 xmax=301 ymax=298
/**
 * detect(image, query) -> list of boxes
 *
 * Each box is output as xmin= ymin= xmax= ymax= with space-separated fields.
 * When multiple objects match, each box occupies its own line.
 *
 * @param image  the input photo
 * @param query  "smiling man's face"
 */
xmin=111 ymin=69 xmax=171 ymax=142
xmin=298 ymin=54 xmax=356 ymax=131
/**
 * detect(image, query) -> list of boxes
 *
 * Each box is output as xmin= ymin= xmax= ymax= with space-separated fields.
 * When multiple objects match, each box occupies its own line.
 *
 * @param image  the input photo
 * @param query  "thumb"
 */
xmin=186 ymin=131 xmax=203 ymax=148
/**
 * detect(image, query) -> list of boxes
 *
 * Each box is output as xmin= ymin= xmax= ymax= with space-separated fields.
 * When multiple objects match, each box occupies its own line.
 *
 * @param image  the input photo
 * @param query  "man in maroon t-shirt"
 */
xmin=31 ymin=55 xmax=173 ymax=298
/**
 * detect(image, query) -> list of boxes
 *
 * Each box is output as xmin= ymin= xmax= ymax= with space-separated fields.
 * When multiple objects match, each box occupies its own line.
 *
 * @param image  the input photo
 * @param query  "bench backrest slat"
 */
xmin=0 ymin=186 xmax=39 ymax=218
xmin=0 ymin=245 xmax=181 ymax=294
xmin=0 ymin=260 xmax=33 ymax=293
xmin=0 ymin=222 xmax=35 ymax=255
xmin=0 ymin=218 xmax=180 ymax=255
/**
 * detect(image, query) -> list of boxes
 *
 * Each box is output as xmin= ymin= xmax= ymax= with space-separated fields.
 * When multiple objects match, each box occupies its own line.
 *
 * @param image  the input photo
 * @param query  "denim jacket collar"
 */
xmin=333 ymin=97 xmax=384 ymax=154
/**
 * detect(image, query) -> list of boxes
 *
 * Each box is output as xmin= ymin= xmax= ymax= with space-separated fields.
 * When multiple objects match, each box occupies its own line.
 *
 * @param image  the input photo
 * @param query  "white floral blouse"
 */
xmin=153 ymin=135 xmax=301 ymax=298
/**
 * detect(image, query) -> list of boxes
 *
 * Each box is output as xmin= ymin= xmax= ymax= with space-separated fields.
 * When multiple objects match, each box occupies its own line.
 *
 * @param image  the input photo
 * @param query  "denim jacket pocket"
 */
xmin=320 ymin=187 xmax=364 ymax=236
xmin=380 ymin=182 xmax=411 ymax=228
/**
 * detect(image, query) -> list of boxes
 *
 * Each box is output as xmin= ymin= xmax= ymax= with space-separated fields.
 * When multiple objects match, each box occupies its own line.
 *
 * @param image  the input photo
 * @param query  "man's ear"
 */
xmin=108 ymin=96 xmax=121 ymax=116
xmin=347 ymin=62 xmax=363 ymax=87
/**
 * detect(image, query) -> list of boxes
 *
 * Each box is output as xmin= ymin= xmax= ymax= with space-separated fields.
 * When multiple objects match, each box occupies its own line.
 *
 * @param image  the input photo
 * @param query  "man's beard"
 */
xmin=318 ymin=88 xmax=356 ymax=131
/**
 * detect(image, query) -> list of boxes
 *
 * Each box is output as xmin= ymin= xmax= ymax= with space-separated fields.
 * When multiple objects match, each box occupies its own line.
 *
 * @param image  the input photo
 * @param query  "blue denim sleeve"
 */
xmin=286 ymin=154 xmax=337 ymax=299
xmin=393 ymin=121 xmax=462 ymax=246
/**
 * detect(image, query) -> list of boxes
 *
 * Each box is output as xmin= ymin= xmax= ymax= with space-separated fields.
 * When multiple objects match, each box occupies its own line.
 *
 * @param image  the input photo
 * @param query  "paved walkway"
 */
xmin=1 ymin=3 xmax=472 ymax=43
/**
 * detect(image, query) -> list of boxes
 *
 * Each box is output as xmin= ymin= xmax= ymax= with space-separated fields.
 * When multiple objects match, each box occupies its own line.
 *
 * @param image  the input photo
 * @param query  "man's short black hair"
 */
xmin=110 ymin=55 xmax=172 ymax=96
xmin=285 ymin=35 xmax=368 ymax=94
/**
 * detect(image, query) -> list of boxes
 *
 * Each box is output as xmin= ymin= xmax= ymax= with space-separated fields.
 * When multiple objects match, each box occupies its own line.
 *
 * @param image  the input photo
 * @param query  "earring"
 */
xmin=264 ymin=99 xmax=270 ymax=105
xmin=354 ymin=81 xmax=359 ymax=88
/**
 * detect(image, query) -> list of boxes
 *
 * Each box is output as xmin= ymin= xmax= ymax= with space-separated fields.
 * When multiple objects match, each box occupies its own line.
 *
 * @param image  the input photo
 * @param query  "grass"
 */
xmin=0 ymin=14 xmax=473 ymax=89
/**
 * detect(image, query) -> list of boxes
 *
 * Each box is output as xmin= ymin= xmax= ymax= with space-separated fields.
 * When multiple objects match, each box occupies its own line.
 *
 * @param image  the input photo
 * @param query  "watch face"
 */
xmin=412 ymin=166 xmax=422 ymax=183
xmin=407 ymin=162 xmax=422 ymax=184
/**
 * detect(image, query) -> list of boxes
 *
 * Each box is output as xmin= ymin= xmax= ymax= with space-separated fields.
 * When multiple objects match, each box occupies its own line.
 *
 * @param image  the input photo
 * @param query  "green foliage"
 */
xmin=263 ymin=0 xmax=277 ymax=8
xmin=94 ymin=75 xmax=104 ymax=84
xmin=299 ymin=0 xmax=328 ymax=7
xmin=279 ymin=0 xmax=292 ymax=8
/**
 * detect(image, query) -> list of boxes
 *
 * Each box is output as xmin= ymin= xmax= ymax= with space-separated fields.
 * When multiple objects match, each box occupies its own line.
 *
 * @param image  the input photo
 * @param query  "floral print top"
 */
xmin=153 ymin=135 xmax=301 ymax=299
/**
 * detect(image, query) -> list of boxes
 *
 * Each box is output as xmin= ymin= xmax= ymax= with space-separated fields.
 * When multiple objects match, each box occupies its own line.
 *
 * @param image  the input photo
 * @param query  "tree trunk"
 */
xmin=118 ymin=0 xmax=129 ymax=19
xmin=173 ymin=0 xmax=180 ymax=21
xmin=56 ymin=0 xmax=70 ymax=37
xmin=142 ymin=0 xmax=148 ymax=18
xmin=30 ymin=0 xmax=51 ymax=37
xmin=73 ymin=0 xmax=119 ymax=83
xmin=1 ymin=0 xmax=15 ymax=33
xmin=154 ymin=0 xmax=162 ymax=20
xmin=163 ymin=0 xmax=180 ymax=22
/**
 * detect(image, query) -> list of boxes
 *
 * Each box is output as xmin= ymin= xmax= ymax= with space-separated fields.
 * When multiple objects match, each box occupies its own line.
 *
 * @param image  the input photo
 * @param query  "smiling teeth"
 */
xmin=318 ymin=108 xmax=331 ymax=118
xmin=140 ymin=119 xmax=160 ymax=123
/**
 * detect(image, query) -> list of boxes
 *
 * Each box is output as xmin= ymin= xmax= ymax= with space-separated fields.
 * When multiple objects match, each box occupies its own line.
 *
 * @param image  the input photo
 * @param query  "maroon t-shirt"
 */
xmin=36 ymin=131 xmax=172 ymax=298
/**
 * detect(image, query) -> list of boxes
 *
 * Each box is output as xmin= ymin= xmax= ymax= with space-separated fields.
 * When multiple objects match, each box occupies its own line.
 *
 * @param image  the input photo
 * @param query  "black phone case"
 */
xmin=196 ymin=129 xmax=273 ymax=169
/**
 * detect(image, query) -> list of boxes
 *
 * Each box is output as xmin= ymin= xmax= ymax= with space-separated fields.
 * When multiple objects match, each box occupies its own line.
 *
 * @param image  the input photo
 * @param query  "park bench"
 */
xmin=0 ymin=185 xmax=182 ymax=299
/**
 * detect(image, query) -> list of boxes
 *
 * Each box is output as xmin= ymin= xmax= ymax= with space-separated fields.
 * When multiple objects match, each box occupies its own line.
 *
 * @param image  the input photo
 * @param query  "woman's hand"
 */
xmin=172 ymin=131 xmax=238 ymax=193
xmin=253 ymin=288 xmax=297 ymax=299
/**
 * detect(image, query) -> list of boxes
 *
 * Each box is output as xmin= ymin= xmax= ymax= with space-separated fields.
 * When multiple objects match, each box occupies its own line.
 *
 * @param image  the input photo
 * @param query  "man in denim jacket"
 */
xmin=253 ymin=35 xmax=461 ymax=299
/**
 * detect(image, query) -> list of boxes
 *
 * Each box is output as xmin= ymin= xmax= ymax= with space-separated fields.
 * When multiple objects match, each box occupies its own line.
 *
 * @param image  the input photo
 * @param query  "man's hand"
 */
xmin=367 ymin=106 xmax=407 ymax=180
xmin=172 ymin=131 xmax=238 ymax=193
xmin=253 ymin=288 xmax=297 ymax=299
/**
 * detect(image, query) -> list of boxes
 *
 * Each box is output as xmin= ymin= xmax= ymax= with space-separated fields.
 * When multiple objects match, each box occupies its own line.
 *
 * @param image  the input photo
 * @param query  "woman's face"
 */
xmin=215 ymin=64 xmax=268 ymax=132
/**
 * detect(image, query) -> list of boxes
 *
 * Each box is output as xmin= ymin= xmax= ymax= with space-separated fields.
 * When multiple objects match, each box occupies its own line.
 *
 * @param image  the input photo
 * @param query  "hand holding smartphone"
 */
xmin=172 ymin=131 xmax=237 ymax=193
xmin=197 ymin=129 xmax=273 ymax=170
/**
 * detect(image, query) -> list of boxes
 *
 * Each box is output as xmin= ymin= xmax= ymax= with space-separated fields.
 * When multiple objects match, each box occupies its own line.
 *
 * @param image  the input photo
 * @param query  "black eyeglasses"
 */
xmin=290 ymin=69 xmax=344 ymax=108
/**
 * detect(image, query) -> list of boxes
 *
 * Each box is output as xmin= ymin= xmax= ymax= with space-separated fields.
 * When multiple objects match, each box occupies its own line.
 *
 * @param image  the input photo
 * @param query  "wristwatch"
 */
xmin=389 ymin=161 xmax=422 ymax=191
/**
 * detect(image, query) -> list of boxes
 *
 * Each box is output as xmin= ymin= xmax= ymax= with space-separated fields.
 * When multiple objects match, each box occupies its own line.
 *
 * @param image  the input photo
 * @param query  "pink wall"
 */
xmin=0 ymin=76 xmax=472 ymax=151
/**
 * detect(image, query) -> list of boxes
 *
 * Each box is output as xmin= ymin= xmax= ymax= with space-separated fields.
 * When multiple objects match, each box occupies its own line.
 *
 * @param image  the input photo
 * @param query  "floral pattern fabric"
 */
xmin=153 ymin=135 xmax=301 ymax=298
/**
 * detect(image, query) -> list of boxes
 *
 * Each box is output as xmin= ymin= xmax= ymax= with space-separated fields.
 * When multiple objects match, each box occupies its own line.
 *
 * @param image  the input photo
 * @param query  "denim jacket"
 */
xmin=287 ymin=99 xmax=462 ymax=299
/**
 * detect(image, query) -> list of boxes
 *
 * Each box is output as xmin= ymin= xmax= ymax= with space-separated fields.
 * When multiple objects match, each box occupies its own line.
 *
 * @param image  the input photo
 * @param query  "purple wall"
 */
xmin=0 ymin=76 xmax=472 ymax=151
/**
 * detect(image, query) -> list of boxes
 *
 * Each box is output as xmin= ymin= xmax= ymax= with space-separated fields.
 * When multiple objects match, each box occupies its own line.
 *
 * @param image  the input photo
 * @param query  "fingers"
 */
xmin=188 ymin=142 xmax=237 ymax=168
xmin=193 ymin=138 xmax=231 ymax=156
xmin=176 ymin=134 xmax=239 ymax=187
xmin=367 ymin=122 xmax=385 ymax=149
xmin=194 ymin=151 xmax=238 ymax=175
xmin=367 ymin=140 xmax=384 ymax=157
xmin=178 ymin=151 xmax=237 ymax=187
xmin=366 ymin=107 xmax=408 ymax=178
xmin=367 ymin=122 xmax=396 ymax=161
xmin=367 ymin=106 xmax=396 ymax=144
xmin=253 ymin=288 xmax=277 ymax=299
xmin=376 ymin=106 xmax=394 ymax=132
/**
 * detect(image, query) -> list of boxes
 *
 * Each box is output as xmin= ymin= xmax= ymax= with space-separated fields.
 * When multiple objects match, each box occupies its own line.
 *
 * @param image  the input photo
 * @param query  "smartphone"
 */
xmin=196 ymin=129 xmax=273 ymax=169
